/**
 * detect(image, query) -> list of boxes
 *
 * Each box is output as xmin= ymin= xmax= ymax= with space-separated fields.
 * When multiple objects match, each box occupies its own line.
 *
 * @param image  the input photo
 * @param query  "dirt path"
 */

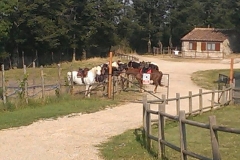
xmin=0 ymin=55 xmax=239 ymax=160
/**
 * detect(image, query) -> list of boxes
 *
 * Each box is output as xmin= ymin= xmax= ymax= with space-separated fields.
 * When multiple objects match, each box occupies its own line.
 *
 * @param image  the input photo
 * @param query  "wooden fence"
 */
xmin=115 ymin=52 xmax=139 ymax=62
xmin=142 ymin=86 xmax=240 ymax=159
xmin=0 ymin=53 xmax=140 ymax=103
xmin=1 ymin=63 xmax=63 ymax=104
xmin=1 ymin=62 xmax=109 ymax=103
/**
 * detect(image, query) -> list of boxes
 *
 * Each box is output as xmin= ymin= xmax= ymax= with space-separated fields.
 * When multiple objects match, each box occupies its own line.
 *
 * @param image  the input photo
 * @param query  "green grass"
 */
xmin=98 ymin=105 xmax=240 ymax=160
xmin=0 ymin=89 xmax=142 ymax=130
xmin=0 ymin=56 xmax=141 ymax=130
xmin=0 ymin=95 xmax=114 ymax=130
xmin=191 ymin=69 xmax=240 ymax=90
xmin=3 ymin=56 xmax=126 ymax=85
xmin=99 ymin=69 xmax=240 ymax=160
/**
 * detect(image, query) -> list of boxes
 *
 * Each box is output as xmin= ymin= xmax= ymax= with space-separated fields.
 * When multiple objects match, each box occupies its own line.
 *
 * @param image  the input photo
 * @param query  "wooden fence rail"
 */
xmin=115 ymin=52 xmax=139 ymax=62
xmin=143 ymin=86 xmax=240 ymax=160
xmin=0 ymin=54 xmax=139 ymax=103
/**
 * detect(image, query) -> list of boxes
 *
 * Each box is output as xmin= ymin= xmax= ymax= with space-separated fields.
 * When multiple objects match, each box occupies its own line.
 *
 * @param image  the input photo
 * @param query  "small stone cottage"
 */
xmin=181 ymin=28 xmax=240 ymax=58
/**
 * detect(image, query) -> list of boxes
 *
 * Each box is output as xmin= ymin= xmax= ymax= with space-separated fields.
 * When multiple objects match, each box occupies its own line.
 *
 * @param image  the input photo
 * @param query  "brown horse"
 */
xmin=125 ymin=67 xmax=164 ymax=93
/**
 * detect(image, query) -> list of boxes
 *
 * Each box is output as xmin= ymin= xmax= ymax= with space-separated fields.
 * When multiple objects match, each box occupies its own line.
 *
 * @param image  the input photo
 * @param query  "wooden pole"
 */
xmin=23 ymin=65 xmax=28 ymax=104
xmin=40 ymin=66 xmax=45 ymax=100
xmin=209 ymin=116 xmax=221 ymax=160
xmin=70 ymin=65 xmax=73 ymax=95
xmin=189 ymin=91 xmax=192 ymax=115
xmin=22 ymin=51 xmax=25 ymax=68
xmin=176 ymin=93 xmax=180 ymax=115
xmin=199 ymin=89 xmax=203 ymax=114
xmin=108 ymin=52 xmax=113 ymax=98
xmin=179 ymin=111 xmax=187 ymax=160
xmin=1 ymin=64 xmax=6 ymax=104
xmin=33 ymin=61 xmax=35 ymax=68
xmin=32 ymin=62 xmax=36 ymax=96
xmin=230 ymin=58 xmax=234 ymax=84
xmin=58 ymin=64 xmax=61 ymax=90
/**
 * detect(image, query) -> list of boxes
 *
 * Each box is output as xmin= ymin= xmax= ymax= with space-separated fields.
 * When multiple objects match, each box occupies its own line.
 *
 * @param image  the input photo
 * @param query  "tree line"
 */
xmin=0 ymin=0 xmax=239 ymax=67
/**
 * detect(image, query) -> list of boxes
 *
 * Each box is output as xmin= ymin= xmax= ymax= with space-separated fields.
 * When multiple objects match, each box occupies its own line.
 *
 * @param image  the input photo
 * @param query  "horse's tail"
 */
xmin=159 ymin=71 xmax=164 ymax=87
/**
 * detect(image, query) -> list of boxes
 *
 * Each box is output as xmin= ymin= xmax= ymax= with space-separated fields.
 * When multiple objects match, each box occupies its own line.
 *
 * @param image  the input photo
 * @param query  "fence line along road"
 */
xmin=142 ymin=86 xmax=240 ymax=160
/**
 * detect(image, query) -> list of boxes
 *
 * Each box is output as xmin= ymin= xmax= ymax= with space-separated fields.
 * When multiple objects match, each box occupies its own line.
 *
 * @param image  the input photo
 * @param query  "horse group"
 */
xmin=67 ymin=60 xmax=164 ymax=97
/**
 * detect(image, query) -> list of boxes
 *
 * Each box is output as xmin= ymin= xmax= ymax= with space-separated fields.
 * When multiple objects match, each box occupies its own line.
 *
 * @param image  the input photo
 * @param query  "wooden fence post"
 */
xmin=158 ymin=94 xmax=166 ymax=159
xmin=146 ymin=103 xmax=152 ymax=150
xmin=161 ymin=94 xmax=166 ymax=126
xmin=113 ymin=76 xmax=118 ymax=95
xmin=142 ymin=94 xmax=147 ymax=146
xmin=232 ymin=81 xmax=235 ymax=104
xmin=209 ymin=116 xmax=221 ymax=160
xmin=188 ymin=91 xmax=192 ymax=115
xmin=70 ymin=65 xmax=73 ymax=95
xmin=22 ymin=51 xmax=25 ymax=68
xmin=40 ymin=66 xmax=45 ymax=100
xmin=33 ymin=62 xmax=35 ymax=68
xmin=58 ymin=64 xmax=61 ymax=91
xmin=108 ymin=52 xmax=113 ymax=98
xmin=1 ymin=64 xmax=6 ymax=104
xmin=32 ymin=62 xmax=36 ymax=96
xmin=229 ymin=83 xmax=233 ymax=103
xmin=176 ymin=93 xmax=180 ymax=115
xmin=143 ymin=94 xmax=147 ymax=130
xmin=199 ymin=89 xmax=203 ymax=114
xmin=179 ymin=111 xmax=187 ymax=160
xmin=211 ymin=89 xmax=215 ymax=110
xmin=23 ymin=65 xmax=28 ymax=104
xmin=229 ymin=58 xmax=234 ymax=83
xmin=221 ymin=86 xmax=226 ymax=105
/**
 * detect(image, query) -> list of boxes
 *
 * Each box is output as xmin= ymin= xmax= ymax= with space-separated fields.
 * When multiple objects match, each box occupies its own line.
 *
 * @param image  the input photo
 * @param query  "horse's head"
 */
xmin=127 ymin=61 xmax=133 ymax=67
xmin=140 ymin=61 xmax=150 ymax=69
xmin=95 ymin=66 xmax=102 ymax=75
xmin=112 ymin=61 xmax=119 ymax=69
xmin=118 ymin=63 xmax=128 ymax=72
xmin=101 ymin=64 xmax=108 ymax=75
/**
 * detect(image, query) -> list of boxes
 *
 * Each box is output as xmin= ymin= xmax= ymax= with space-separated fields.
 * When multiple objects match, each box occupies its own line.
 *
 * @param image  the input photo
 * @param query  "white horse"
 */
xmin=67 ymin=66 xmax=102 ymax=97
xmin=102 ymin=61 xmax=119 ymax=69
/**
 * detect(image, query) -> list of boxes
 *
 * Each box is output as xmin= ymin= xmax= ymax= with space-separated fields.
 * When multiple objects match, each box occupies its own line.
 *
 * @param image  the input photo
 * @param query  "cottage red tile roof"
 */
xmin=181 ymin=28 xmax=235 ymax=42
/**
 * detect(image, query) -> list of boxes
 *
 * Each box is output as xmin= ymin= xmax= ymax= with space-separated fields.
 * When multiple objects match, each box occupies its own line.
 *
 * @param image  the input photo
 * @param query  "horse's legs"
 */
xmin=139 ymin=79 xmax=144 ymax=92
xmin=136 ymin=74 xmax=143 ymax=92
xmin=85 ymin=85 xmax=90 ymax=97
xmin=126 ymin=74 xmax=129 ymax=88
xmin=152 ymin=77 xmax=158 ymax=93
xmin=153 ymin=85 xmax=157 ymax=93
xmin=87 ymin=85 xmax=92 ymax=97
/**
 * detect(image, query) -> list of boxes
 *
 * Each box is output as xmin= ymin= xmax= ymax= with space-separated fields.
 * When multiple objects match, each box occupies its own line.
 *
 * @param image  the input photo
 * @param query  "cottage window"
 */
xmin=189 ymin=42 xmax=196 ymax=50
xmin=201 ymin=42 xmax=220 ymax=51
xmin=207 ymin=43 xmax=216 ymax=51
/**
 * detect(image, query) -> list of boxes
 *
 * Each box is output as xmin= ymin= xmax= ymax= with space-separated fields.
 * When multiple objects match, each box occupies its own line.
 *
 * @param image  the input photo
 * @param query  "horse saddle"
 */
xmin=77 ymin=68 xmax=89 ymax=78
xmin=140 ymin=67 xmax=152 ymax=74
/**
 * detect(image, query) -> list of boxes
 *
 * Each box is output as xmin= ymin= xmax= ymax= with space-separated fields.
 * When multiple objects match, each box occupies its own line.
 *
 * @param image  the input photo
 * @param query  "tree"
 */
xmin=0 ymin=0 xmax=17 ymax=57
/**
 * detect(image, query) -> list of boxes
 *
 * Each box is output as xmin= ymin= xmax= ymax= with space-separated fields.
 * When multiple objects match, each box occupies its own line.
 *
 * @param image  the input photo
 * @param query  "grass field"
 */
xmin=0 ymin=56 xmax=143 ymax=130
xmin=99 ymin=69 xmax=240 ymax=160
xmin=0 ymin=91 xmax=141 ymax=130
xmin=3 ymin=57 xmax=122 ymax=85
xmin=98 ymin=105 xmax=240 ymax=160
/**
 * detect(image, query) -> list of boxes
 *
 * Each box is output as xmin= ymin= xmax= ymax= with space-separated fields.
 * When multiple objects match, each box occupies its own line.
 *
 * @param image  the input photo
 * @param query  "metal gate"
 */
xmin=216 ymin=74 xmax=229 ymax=103
xmin=115 ymin=73 xmax=170 ymax=102
xmin=233 ymin=72 xmax=240 ymax=104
